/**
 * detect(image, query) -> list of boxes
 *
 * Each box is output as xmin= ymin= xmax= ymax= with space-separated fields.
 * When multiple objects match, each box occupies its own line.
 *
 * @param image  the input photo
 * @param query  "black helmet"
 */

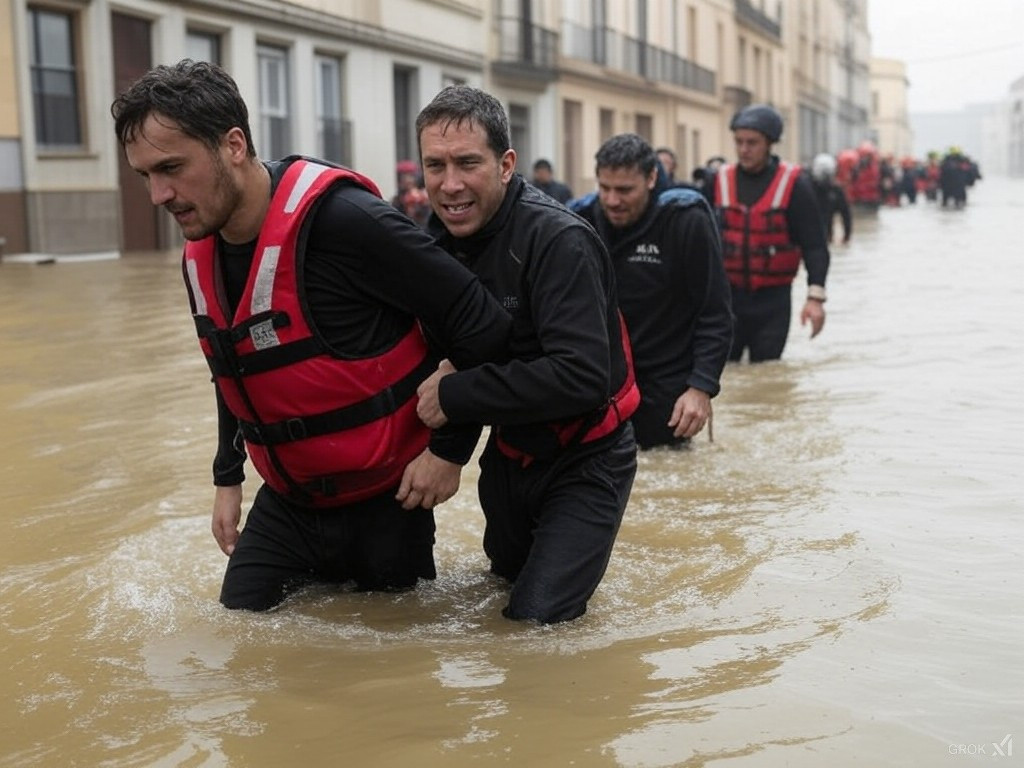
xmin=729 ymin=104 xmax=783 ymax=142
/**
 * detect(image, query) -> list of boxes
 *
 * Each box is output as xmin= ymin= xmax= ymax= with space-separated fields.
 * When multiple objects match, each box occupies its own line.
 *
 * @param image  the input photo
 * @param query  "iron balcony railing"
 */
xmin=561 ymin=21 xmax=715 ymax=95
xmin=496 ymin=16 xmax=558 ymax=71
xmin=735 ymin=0 xmax=781 ymax=40
xmin=837 ymin=97 xmax=868 ymax=125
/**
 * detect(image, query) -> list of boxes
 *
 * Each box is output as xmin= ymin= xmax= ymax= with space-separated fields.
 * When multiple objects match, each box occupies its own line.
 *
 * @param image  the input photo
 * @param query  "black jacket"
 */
xmin=432 ymin=175 xmax=633 ymax=460
xmin=574 ymin=188 xmax=733 ymax=448
xmin=211 ymin=156 xmax=512 ymax=484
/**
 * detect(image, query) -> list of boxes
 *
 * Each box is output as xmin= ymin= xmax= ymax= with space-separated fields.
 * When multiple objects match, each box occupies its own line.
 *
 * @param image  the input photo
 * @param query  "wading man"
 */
xmin=112 ymin=60 xmax=512 ymax=611
xmin=571 ymin=133 xmax=732 ymax=450
xmin=707 ymin=104 xmax=830 ymax=362
xmin=413 ymin=85 xmax=639 ymax=623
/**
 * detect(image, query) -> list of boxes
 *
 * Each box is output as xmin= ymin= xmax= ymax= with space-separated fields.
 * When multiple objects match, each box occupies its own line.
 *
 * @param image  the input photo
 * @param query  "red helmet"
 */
xmin=396 ymin=159 xmax=418 ymax=175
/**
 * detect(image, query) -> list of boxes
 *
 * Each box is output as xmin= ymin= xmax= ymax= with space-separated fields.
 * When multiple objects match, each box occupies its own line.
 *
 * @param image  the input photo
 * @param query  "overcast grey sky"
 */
xmin=868 ymin=0 xmax=1024 ymax=113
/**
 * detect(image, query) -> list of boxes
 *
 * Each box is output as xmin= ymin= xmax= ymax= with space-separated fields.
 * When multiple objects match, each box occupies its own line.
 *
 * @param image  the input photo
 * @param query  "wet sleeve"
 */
xmin=212 ymin=387 xmax=246 ymax=487
xmin=309 ymin=188 xmax=511 ymax=369
xmin=437 ymin=227 xmax=612 ymax=426
xmin=679 ymin=207 xmax=733 ymax=397
xmin=788 ymin=176 xmax=830 ymax=287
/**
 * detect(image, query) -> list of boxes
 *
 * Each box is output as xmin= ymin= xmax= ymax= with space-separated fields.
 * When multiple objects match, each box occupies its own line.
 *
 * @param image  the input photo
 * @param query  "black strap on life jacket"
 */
xmin=236 ymin=355 xmax=436 ymax=446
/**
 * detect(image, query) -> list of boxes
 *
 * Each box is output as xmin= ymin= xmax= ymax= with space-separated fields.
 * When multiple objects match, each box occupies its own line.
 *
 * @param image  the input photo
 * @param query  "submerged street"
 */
xmin=1 ymin=176 xmax=1021 ymax=767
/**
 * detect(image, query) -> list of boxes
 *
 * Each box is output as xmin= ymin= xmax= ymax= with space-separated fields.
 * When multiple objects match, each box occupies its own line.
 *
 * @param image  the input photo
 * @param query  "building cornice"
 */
xmin=179 ymin=0 xmax=484 ymax=69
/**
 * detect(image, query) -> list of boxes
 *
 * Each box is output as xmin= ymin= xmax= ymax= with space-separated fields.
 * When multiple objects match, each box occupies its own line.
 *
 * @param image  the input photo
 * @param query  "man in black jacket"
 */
xmin=113 ymin=61 xmax=512 ymax=612
xmin=571 ymin=134 xmax=732 ymax=450
xmin=413 ymin=85 xmax=639 ymax=624
xmin=706 ymin=104 xmax=830 ymax=362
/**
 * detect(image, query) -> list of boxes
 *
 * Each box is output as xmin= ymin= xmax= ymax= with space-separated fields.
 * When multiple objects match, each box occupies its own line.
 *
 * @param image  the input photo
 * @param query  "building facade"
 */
xmin=1 ymin=0 xmax=877 ymax=258
xmin=3 ymin=0 xmax=487 ymax=257
xmin=869 ymin=56 xmax=912 ymax=157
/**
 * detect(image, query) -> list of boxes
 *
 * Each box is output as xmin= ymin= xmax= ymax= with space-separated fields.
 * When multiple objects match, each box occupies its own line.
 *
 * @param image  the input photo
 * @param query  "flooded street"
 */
xmin=1 ymin=176 xmax=1021 ymax=767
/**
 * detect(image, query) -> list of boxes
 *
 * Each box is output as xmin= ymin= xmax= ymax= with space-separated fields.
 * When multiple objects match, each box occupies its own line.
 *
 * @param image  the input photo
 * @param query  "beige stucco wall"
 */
xmin=870 ymin=56 xmax=913 ymax=157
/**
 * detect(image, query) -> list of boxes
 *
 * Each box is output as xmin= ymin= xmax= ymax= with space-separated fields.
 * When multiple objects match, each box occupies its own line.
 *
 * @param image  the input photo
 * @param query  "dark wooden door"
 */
xmin=112 ymin=12 xmax=158 ymax=252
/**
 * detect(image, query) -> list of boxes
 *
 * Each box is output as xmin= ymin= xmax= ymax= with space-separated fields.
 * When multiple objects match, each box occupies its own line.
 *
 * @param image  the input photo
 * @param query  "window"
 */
xmin=599 ymin=107 xmax=615 ymax=142
xmin=509 ymin=103 xmax=530 ymax=159
xmin=315 ymin=55 xmax=347 ymax=164
xmin=186 ymin=30 xmax=220 ymax=64
xmin=258 ymin=45 xmax=290 ymax=160
xmin=635 ymin=113 xmax=653 ymax=142
xmin=28 ymin=7 xmax=81 ymax=148
xmin=562 ymin=99 xmax=582 ymax=194
xmin=393 ymin=66 xmax=418 ymax=163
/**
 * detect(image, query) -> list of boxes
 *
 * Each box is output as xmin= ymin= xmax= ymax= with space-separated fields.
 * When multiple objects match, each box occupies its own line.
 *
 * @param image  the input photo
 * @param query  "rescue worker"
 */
xmin=413 ymin=85 xmax=639 ymax=623
xmin=570 ymin=133 xmax=732 ymax=449
xmin=112 ymin=60 xmax=513 ymax=611
xmin=940 ymin=146 xmax=971 ymax=208
xmin=809 ymin=153 xmax=852 ymax=245
xmin=850 ymin=141 xmax=882 ymax=209
xmin=390 ymin=159 xmax=431 ymax=227
xmin=706 ymin=104 xmax=830 ymax=362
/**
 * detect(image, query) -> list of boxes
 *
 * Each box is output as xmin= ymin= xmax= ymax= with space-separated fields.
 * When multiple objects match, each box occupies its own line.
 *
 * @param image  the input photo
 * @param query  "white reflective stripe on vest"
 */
xmin=717 ymin=165 xmax=732 ymax=207
xmin=185 ymin=258 xmax=208 ymax=316
xmin=771 ymin=163 xmax=796 ymax=208
xmin=251 ymin=245 xmax=281 ymax=315
xmin=284 ymin=162 xmax=332 ymax=214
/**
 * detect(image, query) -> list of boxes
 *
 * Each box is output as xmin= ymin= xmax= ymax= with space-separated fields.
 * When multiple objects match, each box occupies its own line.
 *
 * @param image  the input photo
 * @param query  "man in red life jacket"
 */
xmin=707 ymin=104 xmax=830 ymax=362
xmin=412 ymin=86 xmax=639 ymax=623
xmin=112 ymin=60 xmax=512 ymax=611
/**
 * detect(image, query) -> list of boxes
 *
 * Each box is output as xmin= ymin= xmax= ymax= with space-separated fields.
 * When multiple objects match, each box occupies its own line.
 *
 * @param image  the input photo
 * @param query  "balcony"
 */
xmin=838 ymin=97 xmax=868 ymax=125
xmin=795 ymin=72 xmax=830 ymax=107
xmin=735 ymin=0 xmax=781 ymax=41
xmin=561 ymin=21 xmax=716 ymax=95
xmin=723 ymin=85 xmax=753 ymax=111
xmin=492 ymin=16 xmax=559 ymax=83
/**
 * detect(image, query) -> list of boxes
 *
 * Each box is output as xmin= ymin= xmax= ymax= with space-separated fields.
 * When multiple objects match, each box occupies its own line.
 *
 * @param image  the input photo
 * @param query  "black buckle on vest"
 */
xmin=285 ymin=418 xmax=307 ymax=441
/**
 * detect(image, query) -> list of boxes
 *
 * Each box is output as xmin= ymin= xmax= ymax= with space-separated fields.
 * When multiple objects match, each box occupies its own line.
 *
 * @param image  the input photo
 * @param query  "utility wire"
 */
xmin=908 ymin=40 xmax=1024 ymax=64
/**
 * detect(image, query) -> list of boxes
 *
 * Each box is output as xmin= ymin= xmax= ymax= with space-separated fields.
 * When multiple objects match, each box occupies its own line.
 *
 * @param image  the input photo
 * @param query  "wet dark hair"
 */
xmin=533 ymin=158 xmax=553 ymax=172
xmin=595 ymin=133 xmax=657 ymax=177
xmin=415 ymin=85 xmax=510 ymax=158
xmin=111 ymin=59 xmax=256 ymax=157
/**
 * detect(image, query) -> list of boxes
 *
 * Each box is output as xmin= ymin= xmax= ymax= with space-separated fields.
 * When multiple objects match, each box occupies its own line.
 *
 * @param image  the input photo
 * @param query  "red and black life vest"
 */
xmin=494 ymin=313 xmax=641 ymax=466
xmin=715 ymin=161 xmax=803 ymax=292
xmin=182 ymin=159 xmax=433 ymax=507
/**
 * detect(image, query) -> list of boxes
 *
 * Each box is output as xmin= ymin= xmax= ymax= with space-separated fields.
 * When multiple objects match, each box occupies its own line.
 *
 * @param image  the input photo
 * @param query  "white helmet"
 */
xmin=812 ymin=153 xmax=837 ymax=180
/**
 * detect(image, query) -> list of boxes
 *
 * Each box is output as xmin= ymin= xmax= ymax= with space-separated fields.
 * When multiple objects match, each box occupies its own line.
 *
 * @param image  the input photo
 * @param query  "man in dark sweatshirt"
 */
xmin=571 ymin=134 xmax=732 ymax=450
xmin=413 ymin=86 xmax=639 ymax=624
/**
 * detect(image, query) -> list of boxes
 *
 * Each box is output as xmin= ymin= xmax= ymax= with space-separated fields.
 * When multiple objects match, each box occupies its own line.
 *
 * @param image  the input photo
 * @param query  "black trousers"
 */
xmin=728 ymin=283 xmax=792 ymax=363
xmin=477 ymin=423 xmax=637 ymax=624
xmin=219 ymin=484 xmax=436 ymax=611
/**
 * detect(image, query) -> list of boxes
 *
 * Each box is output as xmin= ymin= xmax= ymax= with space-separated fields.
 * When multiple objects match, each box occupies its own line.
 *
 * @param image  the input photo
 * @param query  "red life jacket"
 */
xmin=851 ymin=159 xmax=881 ymax=204
xmin=182 ymin=159 xmax=433 ymax=507
xmin=715 ymin=161 xmax=803 ymax=292
xmin=494 ymin=312 xmax=641 ymax=466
